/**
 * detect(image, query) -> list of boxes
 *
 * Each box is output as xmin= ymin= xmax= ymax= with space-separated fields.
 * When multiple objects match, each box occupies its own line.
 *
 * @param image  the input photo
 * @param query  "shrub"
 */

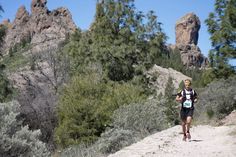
xmin=0 ymin=101 xmax=50 ymax=157
xmin=0 ymin=65 xmax=13 ymax=102
xmin=58 ymin=98 xmax=171 ymax=156
xmin=55 ymin=71 xmax=146 ymax=148
xmin=94 ymin=98 xmax=169 ymax=154
xmin=112 ymin=99 xmax=168 ymax=136
xmin=95 ymin=128 xmax=136 ymax=154
xmin=59 ymin=144 xmax=105 ymax=157
xmin=195 ymin=76 xmax=236 ymax=124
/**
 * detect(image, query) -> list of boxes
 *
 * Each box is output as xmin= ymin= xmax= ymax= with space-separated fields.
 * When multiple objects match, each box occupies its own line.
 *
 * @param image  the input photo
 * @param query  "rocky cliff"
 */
xmin=173 ymin=13 xmax=208 ymax=68
xmin=1 ymin=0 xmax=76 ymax=150
xmin=1 ymin=0 xmax=76 ymax=54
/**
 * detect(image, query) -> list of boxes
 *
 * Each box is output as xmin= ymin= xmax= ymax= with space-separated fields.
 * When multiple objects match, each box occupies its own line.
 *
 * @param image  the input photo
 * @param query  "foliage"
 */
xmin=164 ymin=77 xmax=180 ymax=126
xmin=32 ymin=46 xmax=71 ymax=93
xmin=196 ymin=69 xmax=216 ymax=87
xmin=8 ymin=36 xmax=31 ymax=57
xmin=0 ymin=64 xmax=13 ymax=102
xmin=95 ymin=128 xmax=136 ymax=154
xmin=0 ymin=101 xmax=50 ymax=157
xmin=57 ymin=98 xmax=171 ymax=156
xmin=55 ymin=70 xmax=146 ymax=148
xmin=195 ymin=76 xmax=236 ymax=124
xmin=64 ymin=0 xmax=168 ymax=82
xmin=0 ymin=25 xmax=6 ymax=45
xmin=112 ymin=99 xmax=168 ymax=136
xmin=1 ymin=51 xmax=29 ymax=72
xmin=59 ymin=144 xmax=105 ymax=157
xmin=95 ymin=98 xmax=168 ymax=154
xmin=205 ymin=0 xmax=236 ymax=79
xmin=63 ymin=29 xmax=93 ymax=75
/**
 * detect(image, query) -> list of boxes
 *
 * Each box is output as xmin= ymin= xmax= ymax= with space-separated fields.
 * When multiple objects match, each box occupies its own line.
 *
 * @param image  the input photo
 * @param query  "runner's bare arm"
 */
xmin=176 ymin=95 xmax=182 ymax=103
xmin=193 ymin=90 xmax=198 ymax=103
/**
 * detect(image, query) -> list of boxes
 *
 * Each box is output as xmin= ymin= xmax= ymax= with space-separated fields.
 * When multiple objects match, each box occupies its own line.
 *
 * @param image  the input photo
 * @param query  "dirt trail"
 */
xmin=108 ymin=125 xmax=236 ymax=157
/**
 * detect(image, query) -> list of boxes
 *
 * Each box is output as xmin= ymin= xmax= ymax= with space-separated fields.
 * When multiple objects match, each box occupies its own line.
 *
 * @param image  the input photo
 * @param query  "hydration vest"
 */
xmin=181 ymin=88 xmax=195 ymax=109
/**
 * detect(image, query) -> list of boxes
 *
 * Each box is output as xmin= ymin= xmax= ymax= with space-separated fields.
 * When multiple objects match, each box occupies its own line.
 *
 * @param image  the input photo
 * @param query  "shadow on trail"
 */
xmin=190 ymin=139 xmax=203 ymax=142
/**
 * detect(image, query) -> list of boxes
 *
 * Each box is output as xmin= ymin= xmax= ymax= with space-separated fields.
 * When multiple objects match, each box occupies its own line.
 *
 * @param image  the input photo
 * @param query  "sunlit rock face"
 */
xmin=1 ymin=0 xmax=76 ymax=54
xmin=174 ymin=13 xmax=208 ymax=68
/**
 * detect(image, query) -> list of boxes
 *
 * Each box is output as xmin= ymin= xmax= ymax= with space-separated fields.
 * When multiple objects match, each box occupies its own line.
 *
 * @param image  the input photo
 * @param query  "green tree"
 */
xmin=164 ymin=77 xmax=179 ymax=126
xmin=143 ymin=11 xmax=168 ymax=69
xmin=205 ymin=0 xmax=236 ymax=79
xmin=55 ymin=71 xmax=146 ymax=148
xmin=88 ymin=0 xmax=168 ymax=81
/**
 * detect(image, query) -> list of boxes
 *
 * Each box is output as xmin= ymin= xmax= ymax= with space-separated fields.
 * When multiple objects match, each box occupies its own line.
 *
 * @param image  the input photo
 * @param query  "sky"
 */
xmin=0 ymin=0 xmax=215 ymax=59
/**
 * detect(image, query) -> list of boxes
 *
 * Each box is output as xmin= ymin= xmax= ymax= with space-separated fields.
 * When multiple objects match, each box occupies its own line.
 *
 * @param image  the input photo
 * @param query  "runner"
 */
xmin=176 ymin=79 xmax=197 ymax=141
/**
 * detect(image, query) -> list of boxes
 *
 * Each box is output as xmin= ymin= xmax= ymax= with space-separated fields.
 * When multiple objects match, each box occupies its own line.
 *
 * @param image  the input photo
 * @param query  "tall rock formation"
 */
xmin=176 ymin=13 xmax=200 ymax=45
xmin=174 ymin=13 xmax=208 ymax=68
xmin=1 ymin=0 xmax=76 ymax=54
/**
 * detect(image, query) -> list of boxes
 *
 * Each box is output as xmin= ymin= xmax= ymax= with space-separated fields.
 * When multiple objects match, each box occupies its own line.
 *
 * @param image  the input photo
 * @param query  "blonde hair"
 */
xmin=184 ymin=79 xmax=191 ymax=85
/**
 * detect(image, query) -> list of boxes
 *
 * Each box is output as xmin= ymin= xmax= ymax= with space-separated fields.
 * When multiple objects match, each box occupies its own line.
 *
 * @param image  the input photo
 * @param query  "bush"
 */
xmin=0 ymin=65 xmax=13 ymax=102
xmin=95 ymin=128 xmax=136 ymax=154
xmin=112 ymin=99 xmax=168 ymax=136
xmin=0 ymin=101 xmax=50 ymax=157
xmin=59 ymin=144 xmax=105 ymax=157
xmin=55 ymin=71 xmax=146 ymax=148
xmin=58 ymin=98 xmax=171 ymax=155
xmin=195 ymin=76 xmax=236 ymax=124
xmin=93 ymin=98 xmax=169 ymax=154
xmin=1 ymin=51 xmax=29 ymax=72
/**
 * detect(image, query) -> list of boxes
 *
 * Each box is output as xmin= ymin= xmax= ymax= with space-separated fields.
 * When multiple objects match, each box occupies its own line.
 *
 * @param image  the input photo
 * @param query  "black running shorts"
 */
xmin=180 ymin=108 xmax=194 ymax=120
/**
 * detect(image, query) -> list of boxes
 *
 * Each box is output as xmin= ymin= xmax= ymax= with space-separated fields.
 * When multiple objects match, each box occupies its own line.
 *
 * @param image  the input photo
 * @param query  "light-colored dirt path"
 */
xmin=108 ymin=125 xmax=236 ymax=157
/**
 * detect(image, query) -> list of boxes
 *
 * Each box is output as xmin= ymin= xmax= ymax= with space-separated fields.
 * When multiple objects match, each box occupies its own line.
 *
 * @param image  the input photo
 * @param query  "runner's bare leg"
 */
xmin=186 ymin=116 xmax=192 ymax=132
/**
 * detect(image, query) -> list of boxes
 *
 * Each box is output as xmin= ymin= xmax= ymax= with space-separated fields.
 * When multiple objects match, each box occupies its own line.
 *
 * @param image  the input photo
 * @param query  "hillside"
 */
xmin=0 ymin=0 xmax=235 ymax=156
xmin=108 ymin=124 xmax=236 ymax=157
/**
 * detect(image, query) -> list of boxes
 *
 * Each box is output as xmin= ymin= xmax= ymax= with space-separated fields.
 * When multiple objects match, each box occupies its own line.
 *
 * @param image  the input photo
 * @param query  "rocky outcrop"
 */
xmin=173 ymin=13 xmax=208 ymax=68
xmin=31 ymin=0 xmax=47 ymax=14
xmin=1 ymin=0 xmax=76 ymax=54
xmin=176 ymin=13 xmax=200 ymax=45
xmin=176 ymin=43 xmax=208 ymax=67
xmin=1 ymin=0 xmax=76 ymax=149
xmin=146 ymin=65 xmax=191 ymax=97
xmin=3 ymin=6 xmax=31 ymax=49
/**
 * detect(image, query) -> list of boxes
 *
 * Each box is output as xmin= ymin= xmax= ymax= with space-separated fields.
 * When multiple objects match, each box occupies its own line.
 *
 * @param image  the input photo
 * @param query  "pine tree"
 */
xmin=164 ymin=77 xmax=179 ymax=126
xmin=89 ymin=0 xmax=168 ymax=81
xmin=205 ymin=0 xmax=236 ymax=79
